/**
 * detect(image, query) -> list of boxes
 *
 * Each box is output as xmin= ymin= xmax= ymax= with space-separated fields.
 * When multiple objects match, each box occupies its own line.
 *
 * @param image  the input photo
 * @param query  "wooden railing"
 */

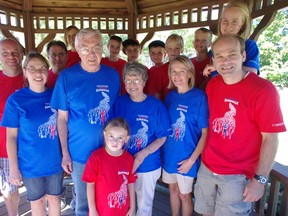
xmin=255 ymin=162 xmax=288 ymax=216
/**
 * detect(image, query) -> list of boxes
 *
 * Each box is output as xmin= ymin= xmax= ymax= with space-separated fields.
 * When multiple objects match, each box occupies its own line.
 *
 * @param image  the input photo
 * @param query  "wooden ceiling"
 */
xmin=0 ymin=0 xmax=287 ymax=52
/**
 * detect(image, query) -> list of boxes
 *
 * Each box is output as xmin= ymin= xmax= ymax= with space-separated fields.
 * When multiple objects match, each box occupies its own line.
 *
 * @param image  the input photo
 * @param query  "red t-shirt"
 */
xmin=191 ymin=56 xmax=211 ymax=89
xmin=0 ymin=71 xmax=24 ymax=157
xmin=203 ymin=72 xmax=286 ymax=178
xmin=46 ymin=69 xmax=59 ymax=89
xmin=147 ymin=62 xmax=170 ymax=101
xmin=82 ymin=147 xmax=137 ymax=216
xmin=101 ymin=57 xmax=127 ymax=95
xmin=66 ymin=50 xmax=81 ymax=68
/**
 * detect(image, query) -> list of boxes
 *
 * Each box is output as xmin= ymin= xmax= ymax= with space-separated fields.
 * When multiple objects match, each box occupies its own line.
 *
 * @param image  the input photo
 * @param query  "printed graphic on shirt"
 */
xmin=38 ymin=108 xmax=57 ymax=139
xmin=212 ymin=102 xmax=236 ymax=139
xmin=107 ymin=174 xmax=128 ymax=209
xmin=129 ymin=119 xmax=148 ymax=151
xmin=170 ymin=111 xmax=186 ymax=141
xmin=88 ymin=92 xmax=110 ymax=125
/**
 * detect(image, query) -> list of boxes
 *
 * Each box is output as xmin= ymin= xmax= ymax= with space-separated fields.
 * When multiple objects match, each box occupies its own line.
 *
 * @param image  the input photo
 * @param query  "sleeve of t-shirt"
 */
xmin=1 ymin=95 xmax=20 ymax=128
xmin=50 ymin=73 xmax=68 ymax=111
xmin=254 ymin=82 xmax=286 ymax=133
xmin=244 ymin=39 xmax=260 ymax=75
xmin=82 ymin=152 xmax=99 ymax=183
xmin=127 ymin=153 xmax=137 ymax=184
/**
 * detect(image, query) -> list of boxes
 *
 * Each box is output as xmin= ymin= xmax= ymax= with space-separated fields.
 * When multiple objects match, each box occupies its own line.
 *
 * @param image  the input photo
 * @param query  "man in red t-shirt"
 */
xmin=46 ymin=40 xmax=68 ymax=88
xmin=0 ymin=38 xmax=24 ymax=216
xmin=194 ymin=35 xmax=286 ymax=216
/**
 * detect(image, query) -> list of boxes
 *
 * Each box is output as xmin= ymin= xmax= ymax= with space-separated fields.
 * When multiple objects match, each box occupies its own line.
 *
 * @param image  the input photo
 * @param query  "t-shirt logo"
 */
xmin=170 ymin=111 xmax=186 ymax=141
xmin=107 ymin=174 xmax=128 ymax=208
xmin=128 ymin=121 xmax=148 ymax=150
xmin=38 ymin=108 xmax=57 ymax=139
xmin=88 ymin=92 xmax=110 ymax=125
xmin=212 ymin=103 xmax=236 ymax=139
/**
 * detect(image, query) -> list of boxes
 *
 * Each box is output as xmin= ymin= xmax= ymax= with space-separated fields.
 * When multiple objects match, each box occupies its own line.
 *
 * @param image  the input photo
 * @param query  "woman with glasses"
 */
xmin=112 ymin=62 xmax=170 ymax=216
xmin=1 ymin=52 xmax=63 ymax=216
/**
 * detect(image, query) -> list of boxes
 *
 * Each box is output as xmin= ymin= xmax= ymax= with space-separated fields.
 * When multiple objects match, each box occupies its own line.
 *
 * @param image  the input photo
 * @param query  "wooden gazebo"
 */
xmin=0 ymin=0 xmax=287 ymax=54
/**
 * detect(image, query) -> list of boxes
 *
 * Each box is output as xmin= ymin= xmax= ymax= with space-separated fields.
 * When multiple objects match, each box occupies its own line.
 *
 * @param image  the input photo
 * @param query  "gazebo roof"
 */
xmin=0 ymin=0 xmax=287 ymax=52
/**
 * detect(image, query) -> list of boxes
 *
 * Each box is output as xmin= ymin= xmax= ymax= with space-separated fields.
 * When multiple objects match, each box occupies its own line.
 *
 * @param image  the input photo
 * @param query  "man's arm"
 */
xmin=57 ymin=109 xmax=72 ymax=174
xmin=243 ymin=132 xmax=278 ymax=202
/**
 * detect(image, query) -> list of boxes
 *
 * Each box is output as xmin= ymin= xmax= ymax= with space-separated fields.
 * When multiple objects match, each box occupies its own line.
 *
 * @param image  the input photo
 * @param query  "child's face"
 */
xmin=108 ymin=40 xmax=121 ymax=58
xmin=170 ymin=61 xmax=191 ymax=89
xmin=104 ymin=126 xmax=129 ymax=153
xmin=165 ymin=42 xmax=183 ymax=62
xmin=193 ymin=31 xmax=211 ymax=54
xmin=125 ymin=45 xmax=141 ymax=62
xmin=220 ymin=7 xmax=244 ymax=35
xmin=149 ymin=47 xmax=166 ymax=66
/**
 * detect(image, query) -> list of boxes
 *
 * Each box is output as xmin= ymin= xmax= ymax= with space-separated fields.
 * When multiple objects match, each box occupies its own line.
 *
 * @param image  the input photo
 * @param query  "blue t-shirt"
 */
xmin=112 ymin=94 xmax=170 ymax=173
xmin=209 ymin=39 xmax=260 ymax=76
xmin=50 ymin=63 xmax=120 ymax=164
xmin=1 ymin=87 xmax=62 ymax=178
xmin=162 ymin=88 xmax=209 ymax=177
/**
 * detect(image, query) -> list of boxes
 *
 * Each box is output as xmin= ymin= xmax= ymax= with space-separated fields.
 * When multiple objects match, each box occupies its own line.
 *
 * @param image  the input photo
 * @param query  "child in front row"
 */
xmin=82 ymin=118 xmax=136 ymax=216
xmin=162 ymin=55 xmax=208 ymax=216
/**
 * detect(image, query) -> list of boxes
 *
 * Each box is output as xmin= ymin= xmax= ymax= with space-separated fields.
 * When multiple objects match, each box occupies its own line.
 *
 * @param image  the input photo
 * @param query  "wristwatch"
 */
xmin=254 ymin=175 xmax=268 ymax=184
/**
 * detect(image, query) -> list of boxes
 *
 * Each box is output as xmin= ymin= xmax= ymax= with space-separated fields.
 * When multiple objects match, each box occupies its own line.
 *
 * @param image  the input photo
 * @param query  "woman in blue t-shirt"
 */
xmin=112 ymin=62 xmax=170 ymax=216
xmin=1 ymin=52 xmax=63 ymax=216
xmin=162 ymin=55 xmax=209 ymax=216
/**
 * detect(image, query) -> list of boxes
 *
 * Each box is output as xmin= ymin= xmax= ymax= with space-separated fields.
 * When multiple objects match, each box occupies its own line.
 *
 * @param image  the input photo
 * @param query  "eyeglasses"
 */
xmin=79 ymin=46 xmax=102 ymax=55
xmin=124 ymin=79 xmax=142 ymax=84
xmin=49 ymin=52 xmax=66 ymax=59
xmin=1 ymin=51 xmax=21 ymax=57
xmin=26 ymin=66 xmax=48 ymax=74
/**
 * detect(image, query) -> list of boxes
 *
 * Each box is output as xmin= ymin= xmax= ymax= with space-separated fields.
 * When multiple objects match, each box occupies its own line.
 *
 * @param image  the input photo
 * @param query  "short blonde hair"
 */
xmin=168 ymin=55 xmax=195 ymax=89
xmin=64 ymin=25 xmax=79 ymax=46
xmin=165 ymin=34 xmax=184 ymax=50
xmin=218 ymin=1 xmax=251 ymax=40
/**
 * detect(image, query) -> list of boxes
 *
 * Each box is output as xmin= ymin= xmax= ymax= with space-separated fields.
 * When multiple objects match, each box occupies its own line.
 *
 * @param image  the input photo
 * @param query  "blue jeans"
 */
xmin=71 ymin=161 xmax=88 ymax=216
xmin=23 ymin=171 xmax=63 ymax=201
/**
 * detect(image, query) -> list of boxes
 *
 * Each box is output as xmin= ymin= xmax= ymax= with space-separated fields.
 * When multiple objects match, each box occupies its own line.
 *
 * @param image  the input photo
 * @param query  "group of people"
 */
xmin=0 ymin=1 xmax=286 ymax=216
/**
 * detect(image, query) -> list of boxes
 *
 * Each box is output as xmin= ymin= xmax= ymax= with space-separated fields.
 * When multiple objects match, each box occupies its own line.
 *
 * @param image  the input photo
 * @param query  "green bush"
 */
xmin=266 ymin=72 xmax=288 ymax=89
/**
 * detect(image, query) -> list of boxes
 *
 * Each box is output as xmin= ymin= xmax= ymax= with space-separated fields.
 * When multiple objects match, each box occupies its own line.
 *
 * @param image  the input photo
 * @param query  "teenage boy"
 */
xmin=101 ymin=35 xmax=127 ymax=94
xmin=191 ymin=28 xmax=212 ymax=89
xmin=148 ymin=40 xmax=166 ymax=70
xmin=122 ymin=39 xmax=142 ymax=63
xmin=147 ymin=34 xmax=184 ymax=101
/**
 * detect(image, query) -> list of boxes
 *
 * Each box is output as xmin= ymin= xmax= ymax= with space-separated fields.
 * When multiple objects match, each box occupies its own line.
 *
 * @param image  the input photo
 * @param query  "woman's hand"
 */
xmin=9 ymin=168 xmax=22 ymax=186
xmin=177 ymin=158 xmax=194 ymax=174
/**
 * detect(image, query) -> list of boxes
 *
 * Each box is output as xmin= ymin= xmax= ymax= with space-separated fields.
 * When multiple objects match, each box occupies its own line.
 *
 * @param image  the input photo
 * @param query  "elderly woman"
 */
xmin=112 ymin=62 xmax=170 ymax=216
xmin=1 ymin=52 xmax=63 ymax=216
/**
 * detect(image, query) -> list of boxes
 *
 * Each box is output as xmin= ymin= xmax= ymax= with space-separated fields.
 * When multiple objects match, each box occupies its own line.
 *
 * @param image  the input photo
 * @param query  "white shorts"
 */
xmin=162 ymin=169 xmax=194 ymax=194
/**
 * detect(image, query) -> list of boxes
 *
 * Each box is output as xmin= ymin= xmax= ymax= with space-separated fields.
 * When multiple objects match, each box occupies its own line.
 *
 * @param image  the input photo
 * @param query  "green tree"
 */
xmin=255 ymin=9 xmax=288 ymax=88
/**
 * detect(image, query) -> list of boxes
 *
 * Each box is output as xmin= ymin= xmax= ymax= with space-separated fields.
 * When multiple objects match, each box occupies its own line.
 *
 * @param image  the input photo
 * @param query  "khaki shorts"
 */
xmin=0 ymin=158 xmax=18 ymax=196
xmin=162 ymin=169 xmax=194 ymax=194
xmin=194 ymin=163 xmax=252 ymax=216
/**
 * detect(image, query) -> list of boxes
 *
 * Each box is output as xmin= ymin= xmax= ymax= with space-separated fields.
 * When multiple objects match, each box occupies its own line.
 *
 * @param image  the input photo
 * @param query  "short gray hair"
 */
xmin=75 ymin=28 xmax=103 ymax=48
xmin=122 ymin=62 xmax=148 ymax=82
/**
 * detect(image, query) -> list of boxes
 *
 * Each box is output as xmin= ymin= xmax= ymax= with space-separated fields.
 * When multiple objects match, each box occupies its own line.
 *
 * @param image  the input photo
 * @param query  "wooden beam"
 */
xmin=125 ymin=0 xmax=138 ymax=15
xmin=250 ymin=11 xmax=276 ymax=41
xmin=0 ymin=29 xmax=25 ymax=52
xmin=36 ymin=33 xmax=56 ymax=53
xmin=140 ymin=31 xmax=154 ymax=49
